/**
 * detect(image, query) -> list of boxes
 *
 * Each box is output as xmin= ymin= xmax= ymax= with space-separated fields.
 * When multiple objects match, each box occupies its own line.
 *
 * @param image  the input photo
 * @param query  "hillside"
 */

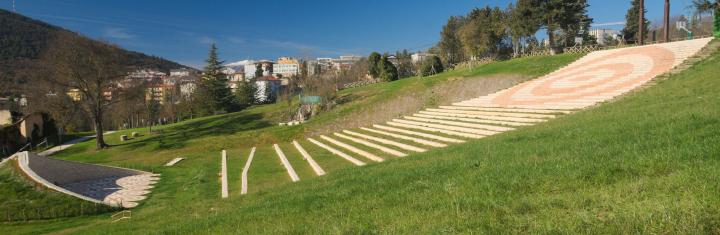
xmin=0 ymin=9 xmax=192 ymax=93
xmin=3 ymin=39 xmax=719 ymax=233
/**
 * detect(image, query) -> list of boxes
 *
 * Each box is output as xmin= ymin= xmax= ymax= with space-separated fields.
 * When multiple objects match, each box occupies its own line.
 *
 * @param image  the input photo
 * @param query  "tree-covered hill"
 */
xmin=0 ymin=9 xmax=192 ymax=94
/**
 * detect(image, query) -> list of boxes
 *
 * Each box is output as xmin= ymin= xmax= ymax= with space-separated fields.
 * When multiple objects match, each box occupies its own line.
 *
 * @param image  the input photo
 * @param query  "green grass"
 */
xmin=12 ymin=49 xmax=720 ymax=233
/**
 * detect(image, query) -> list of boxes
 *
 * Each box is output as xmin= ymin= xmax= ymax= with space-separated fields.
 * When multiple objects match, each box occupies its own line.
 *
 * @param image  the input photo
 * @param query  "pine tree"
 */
xmin=379 ymin=55 xmax=398 ymax=82
xmin=623 ymin=0 xmax=649 ymax=43
xmin=234 ymin=80 xmax=257 ymax=109
xmin=193 ymin=44 xmax=236 ymax=115
xmin=367 ymin=52 xmax=382 ymax=78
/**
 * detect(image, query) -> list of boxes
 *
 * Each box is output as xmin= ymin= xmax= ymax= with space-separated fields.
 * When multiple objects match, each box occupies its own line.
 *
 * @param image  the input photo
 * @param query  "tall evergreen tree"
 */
xmin=623 ymin=0 xmax=649 ymax=43
xmin=193 ymin=44 xmax=236 ymax=115
xmin=234 ymin=80 xmax=257 ymax=109
xmin=367 ymin=52 xmax=382 ymax=78
xmin=378 ymin=55 xmax=398 ymax=82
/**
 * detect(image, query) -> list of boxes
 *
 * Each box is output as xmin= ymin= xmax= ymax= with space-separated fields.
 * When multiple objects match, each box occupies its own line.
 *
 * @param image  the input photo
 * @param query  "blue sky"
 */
xmin=0 ymin=0 xmax=699 ymax=68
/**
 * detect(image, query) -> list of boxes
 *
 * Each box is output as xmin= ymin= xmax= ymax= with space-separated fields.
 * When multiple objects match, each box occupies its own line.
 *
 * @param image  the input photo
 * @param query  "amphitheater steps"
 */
xmin=320 ymin=135 xmax=385 ymax=162
xmin=240 ymin=147 xmax=256 ymax=195
xmin=344 ymin=130 xmax=427 ymax=152
xmin=334 ymin=132 xmax=407 ymax=157
xmin=221 ymin=150 xmax=228 ymax=198
xmin=391 ymin=119 xmax=497 ymax=136
xmin=421 ymin=110 xmax=548 ymax=123
xmin=413 ymin=113 xmax=532 ymax=127
xmin=273 ymin=144 xmax=300 ymax=182
xmin=375 ymin=124 xmax=469 ymax=142
xmin=360 ymin=127 xmax=448 ymax=147
xmin=308 ymin=137 xmax=366 ymax=166
xmin=403 ymin=116 xmax=514 ymax=132
xmin=292 ymin=141 xmax=326 ymax=176
xmin=438 ymin=105 xmax=573 ymax=114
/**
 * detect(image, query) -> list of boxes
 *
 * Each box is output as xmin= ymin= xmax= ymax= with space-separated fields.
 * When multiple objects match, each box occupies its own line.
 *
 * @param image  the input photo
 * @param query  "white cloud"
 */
xmin=199 ymin=36 xmax=215 ymax=45
xmin=227 ymin=37 xmax=245 ymax=44
xmin=103 ymin=27 xmax=135 ymax=39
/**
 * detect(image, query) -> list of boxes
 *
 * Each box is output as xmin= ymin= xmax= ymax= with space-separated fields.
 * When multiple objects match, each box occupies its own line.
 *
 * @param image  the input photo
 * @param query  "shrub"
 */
xmin=420 ymin=55 xmax=444 ymax=76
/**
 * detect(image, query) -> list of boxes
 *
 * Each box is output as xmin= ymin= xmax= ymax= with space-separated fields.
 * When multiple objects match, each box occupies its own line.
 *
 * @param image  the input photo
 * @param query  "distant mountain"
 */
xmin=0 ymin=9 xmax=194 ymax=94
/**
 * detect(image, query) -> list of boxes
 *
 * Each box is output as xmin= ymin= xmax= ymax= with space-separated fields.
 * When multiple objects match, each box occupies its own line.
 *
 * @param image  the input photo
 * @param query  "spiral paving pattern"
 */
xmin=456 ymin=38 xmax=713 ymax=110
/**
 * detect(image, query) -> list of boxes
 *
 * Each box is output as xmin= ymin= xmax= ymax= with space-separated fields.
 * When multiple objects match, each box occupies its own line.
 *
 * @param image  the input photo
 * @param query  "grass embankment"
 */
xmin=3 ymin=44 xmax=719 ymax=233
xmin=0 ymin=161 xmax=117 ymax=222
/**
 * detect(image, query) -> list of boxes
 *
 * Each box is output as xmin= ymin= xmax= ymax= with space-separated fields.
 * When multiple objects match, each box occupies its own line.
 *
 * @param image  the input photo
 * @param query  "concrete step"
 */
xmin=413 ymin=113 xmax=533 ymax=127
xmin=343 ymin=130 xmax=427 ymax=152
xmin=372 ymin=124 xmax=465 ymax=143
xmin=440 ymin=105 xmax=574 ymax=114
xmin=360 ymin=127 xmax=447 ymax=147
xmin=334 ymin=132 xmax=408 ymax=157
xmin=240 ymin=147 xmax=256 ymax=195
xmin=419 ymin=110 xmax=546 ymax=123
xmin=426 ymin=108 xmax=555 ymax=119
xmin=386 ymin=121 xmax=484 ymax=139
xmin=392 ymin=119 xmax=500 ymax=136
xmin=273 ymin=144 xmax=300 ymax=182
xmin=292 ymin=141 xmax=325 ymax=176
xmin=320 ymin=135 xmax=384 ymax=162
xmin=403 ymin=116 xmax=514 ymax=132
xmin=307 ymin=138 xmax=365 ymax=166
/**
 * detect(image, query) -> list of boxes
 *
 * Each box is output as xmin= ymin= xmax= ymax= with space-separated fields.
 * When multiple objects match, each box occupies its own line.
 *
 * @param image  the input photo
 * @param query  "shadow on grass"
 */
xmin=113 ymin=112 xmax=271 ymax=151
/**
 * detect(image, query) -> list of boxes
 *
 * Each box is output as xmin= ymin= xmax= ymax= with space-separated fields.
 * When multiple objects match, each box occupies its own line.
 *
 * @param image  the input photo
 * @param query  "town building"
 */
xmin=589 ymin=29 xmax=621 ymax=45
xmin=411 ymin=52 xmax=435 ymax=64
xmin=274 ymin=57 xmax=300 ymax=78
xmin=169 ymin=68 xmax=193 ymax=77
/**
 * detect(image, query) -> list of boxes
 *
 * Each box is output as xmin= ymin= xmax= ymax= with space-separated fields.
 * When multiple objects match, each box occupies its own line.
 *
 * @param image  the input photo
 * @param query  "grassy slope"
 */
xmin=2 ymin=46 xmax=718 ymax=233
xmin=0 ymin=53 xmax=618 ymax=233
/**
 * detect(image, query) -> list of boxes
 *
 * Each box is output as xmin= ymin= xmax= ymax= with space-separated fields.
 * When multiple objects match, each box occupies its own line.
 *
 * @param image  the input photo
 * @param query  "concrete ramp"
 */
xmin=11 ymin=152 xmax=158 ymax=208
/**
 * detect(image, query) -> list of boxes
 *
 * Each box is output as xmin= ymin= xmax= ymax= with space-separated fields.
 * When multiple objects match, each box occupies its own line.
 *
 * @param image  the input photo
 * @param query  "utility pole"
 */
xmin=638 ymin=0 xmax=645 ymax=45
xmin=663 ymin=0 xmax=670 ymax=42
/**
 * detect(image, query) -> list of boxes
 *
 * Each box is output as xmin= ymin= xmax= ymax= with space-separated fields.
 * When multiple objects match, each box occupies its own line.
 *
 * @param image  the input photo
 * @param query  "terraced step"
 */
xmin=426 ymin=108 xmax=556 ymax=119
xmin=403 ymin=116 xmax=514 ymax=132
xmin=386 ymin=121 xmax=484 ymax=139
xmin=374 ymin=124 xmax=469 ymax=142
xmin=419 ymin=110 xmax=547 ymax=123
xmin=343 ymin=130 xmax=426 ymax=152
xmin=292 ymin=141 xmax=325 ymax=176
xmin=360 ymin=127 xmax=447 ymax=147
xmin=273 ymin=144 xmax=300 ymax=182
xmin=307 ymin=138 xmax=366 ymax=166
xmin=221 ymin=150 xmax=228 ymax=198
xmin=438 ymin=105 xmax=574 ymax=114
xmin=413 ymin=113 xmax=532 ymax=127
xmin=320 ymin=135 xmax=384 ymax=162
xmin=240 ymin=147 xmax=256 ymax=195
xmin=392 ymin=119 xmax=498 ymax=136
xmin=334 ymin=132 xmax=407 ymax=157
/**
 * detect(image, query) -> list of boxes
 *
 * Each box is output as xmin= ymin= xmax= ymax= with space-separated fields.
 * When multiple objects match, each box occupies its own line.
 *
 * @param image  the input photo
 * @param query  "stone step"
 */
xmin=392 ymin=119 xmax=499 ymax=136
xmin=221 ymin=150 xmax=228 ymax=199
xmin=343 ymin=130 xmax=426 ymax=152
xmin=307 ymin=138 xmax=365 ymax=166
xmin=403 ymin=116 xmax=514 ymax=132
xmin=273 ymin=144 xmax=300 ymax=182
xmin=386 ymin=121 xmax=484 ymax=139
xmin=292 ymin=141 xmax=325 ymax=176
xmin=334 ymin=132 xmax=408 ymax=157
xmin=419 ymin=110 xmax=545 ymax=123
xmin=360 ymin=127 xmax=447 ymax=147
xmin=413 ymin=113 xmax=532 ymax=127
xmin=319 ymin=135 xmax=384 ymax=162
xmin=426 ymin=108 xmax=555 ymax=119
xmin=241 ymin=147 xmax=256 ymax=195
xmin=372 ymin=124 xmax=465 ymax=143
xmin=439 ymin=105 xmax=573 ymax=114
xmin=164 ymin=157 xmax=183 ymax=167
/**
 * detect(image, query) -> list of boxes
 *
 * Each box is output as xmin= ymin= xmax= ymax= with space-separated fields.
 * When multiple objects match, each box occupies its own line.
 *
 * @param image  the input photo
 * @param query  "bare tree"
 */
xmin=40 ymin=32 xmax=133 ymax=149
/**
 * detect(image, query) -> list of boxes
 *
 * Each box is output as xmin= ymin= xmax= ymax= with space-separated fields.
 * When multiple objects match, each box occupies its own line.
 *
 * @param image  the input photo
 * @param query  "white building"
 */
xmin=411 ymin=52 xmax=435 ymax=64
xmin=254 ymin=76 xmax=281 ymax=103
xmin=589 ymin=29 xmax=621 ymax=45
xmin=274 ymin=57 xmax=299 ymax=78
xmin=169 ymin=68 xmax=192 ymax=77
